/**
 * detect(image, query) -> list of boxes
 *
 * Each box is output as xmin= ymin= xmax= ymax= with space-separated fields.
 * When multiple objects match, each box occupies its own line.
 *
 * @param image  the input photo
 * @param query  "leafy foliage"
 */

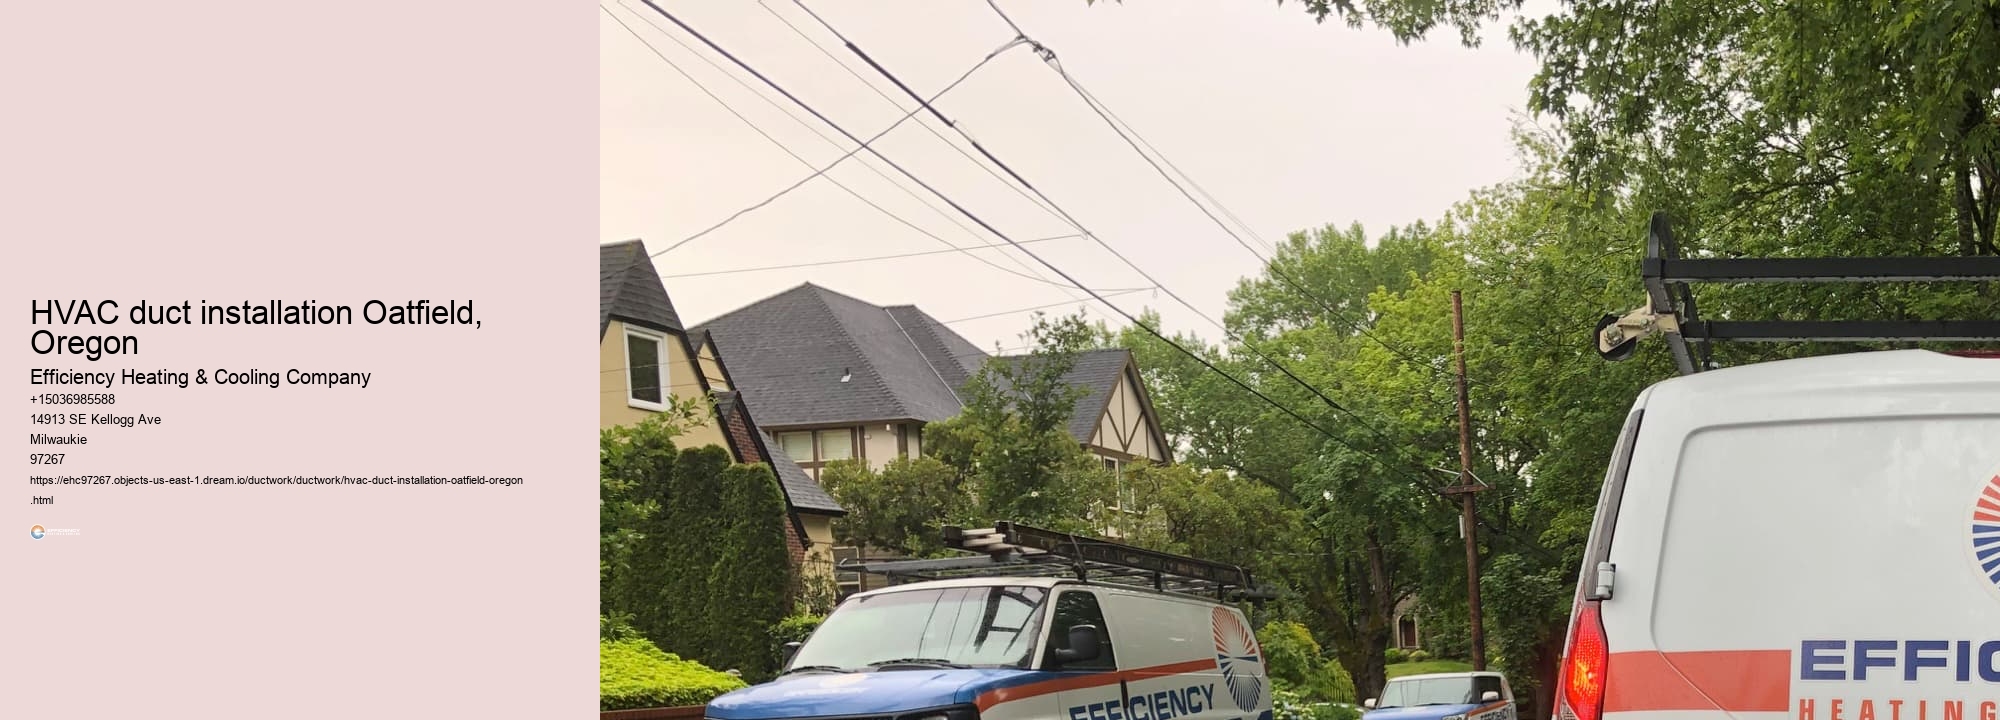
xmin=1259 ymin=620 xmax=1360 ymax=705
xmin=603 ymin=416 xmax=796 ymax=684
xmin=600 ymin=636 xmax=746 ymax=711
xmin=821 ymin=456 xmax=968 ymax=557
xmin=705 ymin=462 xmax=793 ymax=681
xmin=918 ymin=313 xmax=1119 ymax=533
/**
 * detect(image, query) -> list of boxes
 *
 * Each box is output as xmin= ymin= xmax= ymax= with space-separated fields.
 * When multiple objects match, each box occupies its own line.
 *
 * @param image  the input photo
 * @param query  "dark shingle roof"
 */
xmin=690 ymin=284 xmax=981 ymax=427
xmin=600 ymin=239 xmax=683 ymax=337
xmin=765 ymin=440 xmax=844 ymax=515
xmin=993 ymin=348 xmax=1136 ymax=442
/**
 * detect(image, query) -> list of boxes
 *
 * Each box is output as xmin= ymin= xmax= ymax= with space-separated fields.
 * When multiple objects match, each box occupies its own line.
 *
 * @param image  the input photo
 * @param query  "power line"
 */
xmin=781 ymin=6 xmax=1556 ymax=555
xmin=631 ymin=0 xmax=1443 ymax=506
xmin=943 ymin=287 xmax=1150 ymax=323
xmin=617 ymin=1 xmax=1084 ymax=300
xmin=754 ymin=0 xmax=1064 ymax=222
xmin=662 ymin=234 xmax=1079 ymax=278
xmin=745 ymin=0 xmax=1089 ymax=305
xmin=783 ymin=0 xmax=1422 ymax=455
xmin=985 ymin=0 xmax=1447 ymax=376
xmin=657 ymin=34 xmax=1024 ymax=254
xmin=602 ymin=5 xmax=1082 ymax=292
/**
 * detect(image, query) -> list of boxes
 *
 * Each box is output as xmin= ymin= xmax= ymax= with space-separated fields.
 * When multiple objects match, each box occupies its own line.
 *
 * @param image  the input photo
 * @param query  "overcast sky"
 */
xmin=600 ymin=0 xmax=1542 ymax=354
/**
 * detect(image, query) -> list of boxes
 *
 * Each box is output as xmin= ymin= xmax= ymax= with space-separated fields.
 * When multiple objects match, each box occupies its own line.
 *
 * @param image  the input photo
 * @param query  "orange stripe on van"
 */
xmin=974 ymin=658 xmax=1221 ymax=711
xmin=1606 ymin=650 xmax=1790 ymax=713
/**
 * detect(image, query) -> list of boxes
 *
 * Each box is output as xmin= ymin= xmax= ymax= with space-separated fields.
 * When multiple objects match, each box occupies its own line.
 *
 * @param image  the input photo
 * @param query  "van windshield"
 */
xmin=1376 ymin=677 xmax=1486 ymax=708
xmin=790 ymin=585 xmax=1050 ymax=671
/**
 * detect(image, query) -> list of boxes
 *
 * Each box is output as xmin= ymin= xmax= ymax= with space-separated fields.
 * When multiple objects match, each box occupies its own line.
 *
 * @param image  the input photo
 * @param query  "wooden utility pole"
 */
xmin=1444 ymin=290 xmax=1489 ymax=670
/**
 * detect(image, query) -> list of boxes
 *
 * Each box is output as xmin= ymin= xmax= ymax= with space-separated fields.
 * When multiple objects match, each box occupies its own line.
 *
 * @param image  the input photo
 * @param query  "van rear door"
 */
xmin=1591 ymin=352 xmax=2000 ymax=720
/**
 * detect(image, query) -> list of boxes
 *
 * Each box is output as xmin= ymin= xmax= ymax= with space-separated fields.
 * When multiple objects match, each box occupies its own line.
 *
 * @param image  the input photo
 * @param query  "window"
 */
xmin=790 ymin=585 xmax=1049 ymax=670
xmin=778 ymin=432 xmax=814 ymax=463
xmin=1102 ymin=457 xmax=1119 ymax=474
xmin=624 ymin=328 xmax=666 ymax=410
xmin=819 ymin=428 xmax=855 ymax=461
xmin=776 ymin=428 xmax=861 ymax=477
xmin=1042 ymin=589 xmax=1115 ymax=670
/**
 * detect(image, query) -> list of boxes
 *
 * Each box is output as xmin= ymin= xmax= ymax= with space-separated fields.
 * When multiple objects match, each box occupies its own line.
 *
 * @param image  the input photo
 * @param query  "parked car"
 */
xmin=1553 ymin=350 xmax=2000 ymax=720
xmin=707 ymin=576 xmax=1274 ymax=720
xmin=1362 ymin=671 xmax=1515 ymax=720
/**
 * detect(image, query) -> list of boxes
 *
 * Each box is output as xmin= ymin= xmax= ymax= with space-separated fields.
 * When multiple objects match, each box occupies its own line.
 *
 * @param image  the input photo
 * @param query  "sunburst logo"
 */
xmin=1213 ymin=607 xmax=1265 ymax=712
xmin=1971 ymin=472 xmax=2000 ymax=598
xmin=31 ymin=525 xmax=45 ymax=539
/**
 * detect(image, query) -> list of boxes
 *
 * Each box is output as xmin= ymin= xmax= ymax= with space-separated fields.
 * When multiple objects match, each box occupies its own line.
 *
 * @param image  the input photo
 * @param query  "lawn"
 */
xmin=1385 ymin=660 xmax=1475 ymax=679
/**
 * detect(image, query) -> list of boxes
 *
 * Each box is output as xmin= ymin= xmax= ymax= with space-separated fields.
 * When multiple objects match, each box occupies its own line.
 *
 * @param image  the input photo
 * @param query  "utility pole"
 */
xmin=1444 ymin=289 xmax=1489 ymax=670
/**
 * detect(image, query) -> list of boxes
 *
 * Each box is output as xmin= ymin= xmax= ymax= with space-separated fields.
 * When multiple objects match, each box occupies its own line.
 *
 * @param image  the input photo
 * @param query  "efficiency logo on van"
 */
xmin=1213 ymin=607 xmax=1265 ymax=712
xmin=1970 ymin=473 xmax=2000 ymax=595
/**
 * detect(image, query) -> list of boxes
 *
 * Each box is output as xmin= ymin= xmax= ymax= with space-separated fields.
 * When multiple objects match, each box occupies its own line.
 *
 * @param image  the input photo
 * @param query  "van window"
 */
xmin=1378 ymin=676 xmax=1483 ymax=708
xmin=791 ymin=585 xmax=1049 ymax=670
xmin=1044 ymin=589 xmax=1116 ymax=670
xmin=1473 ymin=675 xmax=1503 ymax=701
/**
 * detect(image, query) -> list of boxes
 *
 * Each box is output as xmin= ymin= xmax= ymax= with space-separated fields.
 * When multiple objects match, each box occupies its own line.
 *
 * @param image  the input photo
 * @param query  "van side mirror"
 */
xmin=780 ymin=641 xmax=803 ymax=668
xmin=1364 ymin=699 xmax=1377 ymax=709
xmin=1481 ymin=691 xmax=1501 ymax=703
xmin=1050 ymin=625 xmax=1102 ymax=666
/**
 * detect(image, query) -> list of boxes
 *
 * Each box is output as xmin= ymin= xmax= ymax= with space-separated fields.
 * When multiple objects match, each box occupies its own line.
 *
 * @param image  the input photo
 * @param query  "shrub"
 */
xmin=1384 ymin=648 xmax=1410 ymax=664
xmin=772 ymin=614 xmax=823 ymax=645
xmin=704 ymin=463 xmax=794 ymax=682
xmin=1308 ymin=660 xmax=1358 ymax=705
xmin=1408 ymin=649 xmax=1431 ymax=663
xmin=1258 ymin=621 xmax=1323 ymax=688
xmin=600 ymin=637 xmax=747 ymax=711
xmin=771 ymin=614 xmax=823 ymax=666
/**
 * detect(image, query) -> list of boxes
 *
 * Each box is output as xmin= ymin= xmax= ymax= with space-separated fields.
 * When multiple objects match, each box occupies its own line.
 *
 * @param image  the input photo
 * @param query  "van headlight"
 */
xmin=1443 ymin=714 xmax=1467 ymax=720
xmin=899 ymin=705 xmax=979 ymax=720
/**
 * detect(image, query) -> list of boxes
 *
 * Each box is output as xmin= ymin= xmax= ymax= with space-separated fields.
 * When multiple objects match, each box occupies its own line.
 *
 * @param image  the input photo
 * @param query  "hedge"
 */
xmin=600 ymin=637 xmax=747 ymax=711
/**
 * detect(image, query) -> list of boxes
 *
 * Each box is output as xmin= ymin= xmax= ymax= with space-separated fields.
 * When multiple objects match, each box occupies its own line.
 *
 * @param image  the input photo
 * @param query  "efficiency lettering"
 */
xmin=1069 ymin=684 xmax=1217 ymax=720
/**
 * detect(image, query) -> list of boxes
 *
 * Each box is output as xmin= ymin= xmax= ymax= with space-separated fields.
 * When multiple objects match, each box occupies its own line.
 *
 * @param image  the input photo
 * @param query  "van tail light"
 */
xmin=1555 ymin=599 xmax=1608 ymax=720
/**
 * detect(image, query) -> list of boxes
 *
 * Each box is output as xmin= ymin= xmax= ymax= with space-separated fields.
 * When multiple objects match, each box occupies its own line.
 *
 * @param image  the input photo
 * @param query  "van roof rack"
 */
xmin=840 ymin=521 xmax=1274 ymax=603
xmin=1596 ymin=212 xmax=2000 ymax=374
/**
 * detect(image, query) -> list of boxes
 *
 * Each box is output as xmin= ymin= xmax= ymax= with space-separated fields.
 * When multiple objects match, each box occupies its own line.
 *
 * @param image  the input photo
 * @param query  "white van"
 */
xmin=1553 ymin=350 xmax=2000 ymax=720
xmin=708 ymin=577 xmax=1274 ymax=720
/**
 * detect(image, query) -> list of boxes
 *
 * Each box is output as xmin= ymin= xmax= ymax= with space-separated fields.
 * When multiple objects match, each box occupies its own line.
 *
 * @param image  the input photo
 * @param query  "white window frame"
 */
xmin=623 ymin=326 xmax=670 ymax=412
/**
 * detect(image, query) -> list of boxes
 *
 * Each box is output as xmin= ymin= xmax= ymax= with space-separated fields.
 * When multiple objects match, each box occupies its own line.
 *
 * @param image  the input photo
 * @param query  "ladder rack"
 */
xmin=840 ymin=521 xmax=1273 ymax=602
xmin=1596 ymin=212 xmax=2000 ymax=374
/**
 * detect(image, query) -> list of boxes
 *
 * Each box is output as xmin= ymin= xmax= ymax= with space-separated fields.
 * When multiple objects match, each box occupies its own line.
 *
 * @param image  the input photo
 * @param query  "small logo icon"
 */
xmin=31 ymin=525 xmax=45 ymax=539
xmin=1972 ymin=473 xmax=2000 ymax=597
xmin=1213 ymin=607 xmax=1265 ymax=712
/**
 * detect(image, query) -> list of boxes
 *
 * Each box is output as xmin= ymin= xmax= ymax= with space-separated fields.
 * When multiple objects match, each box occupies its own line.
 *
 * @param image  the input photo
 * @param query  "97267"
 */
xmin=30 ymin=453 xmax=66 ymax=465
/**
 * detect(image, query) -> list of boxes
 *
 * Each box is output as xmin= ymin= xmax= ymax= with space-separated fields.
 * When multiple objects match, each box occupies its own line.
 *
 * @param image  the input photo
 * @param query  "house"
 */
xmin=599 ymin=240 xmax=845 ymax=582
xmin=689 ymin=283 xmax=1173 ymax=479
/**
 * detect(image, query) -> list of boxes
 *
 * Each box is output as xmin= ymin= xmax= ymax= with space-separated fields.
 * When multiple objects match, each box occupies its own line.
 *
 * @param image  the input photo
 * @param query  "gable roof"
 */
xmin=600 ymin=239 xmax=684 ymax=337
xmin=993 ymin=348 xmax=1143 ymax=443
xmin=690 ymin=283 xmax=981 ymax=427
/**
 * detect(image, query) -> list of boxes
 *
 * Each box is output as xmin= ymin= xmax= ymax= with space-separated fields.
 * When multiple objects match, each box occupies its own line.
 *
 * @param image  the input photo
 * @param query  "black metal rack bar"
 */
xmin=1598 ymin=212 xmax=2000 ymax=375
xmin=840 ymin=521 xmax=1273 ymax=602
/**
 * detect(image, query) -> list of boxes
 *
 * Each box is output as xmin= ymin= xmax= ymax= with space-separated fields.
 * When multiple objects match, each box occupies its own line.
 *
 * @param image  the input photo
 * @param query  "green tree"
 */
xmin=929 ymin=313 xmax=1116 ymax=531
xmin=821 ymin=456 xmax=969 ymax=557
xmin=705 ymin=462 xmax=793 ymax=680
xmin=600 ymin=400 xmax=704 ymax=614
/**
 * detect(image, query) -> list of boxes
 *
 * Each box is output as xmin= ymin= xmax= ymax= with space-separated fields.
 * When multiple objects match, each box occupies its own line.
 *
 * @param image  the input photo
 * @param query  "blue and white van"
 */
xmin=1362 ymin=672 xmax=1516 ymax=720
xmin=707 ymin=577 xmax=1273 ymax=720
